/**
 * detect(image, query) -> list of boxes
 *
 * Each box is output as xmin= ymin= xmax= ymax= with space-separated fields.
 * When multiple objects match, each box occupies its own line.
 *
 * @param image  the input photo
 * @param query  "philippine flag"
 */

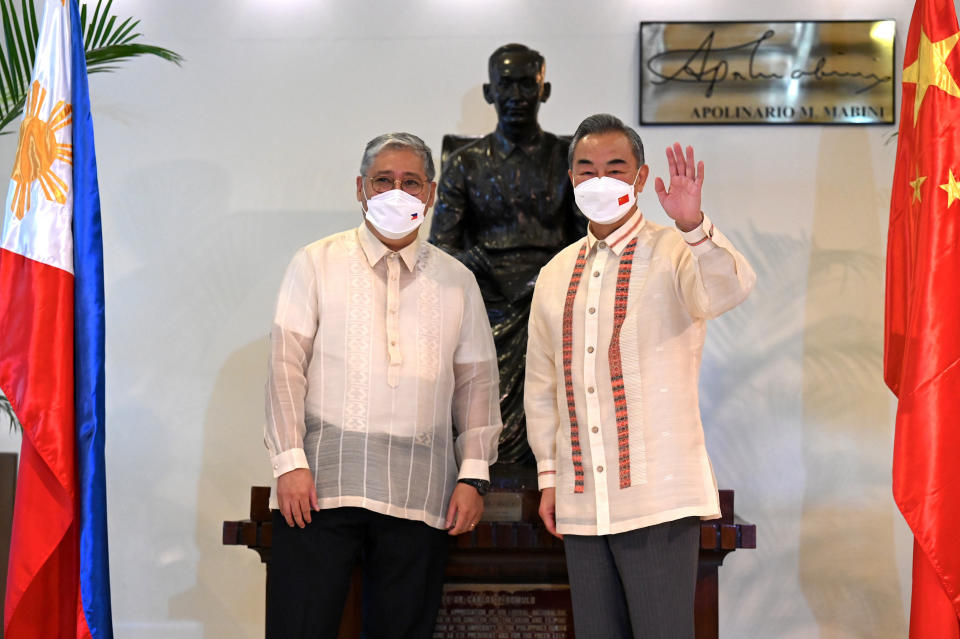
xmin=0 ymin=1 xmax=113 ymax=637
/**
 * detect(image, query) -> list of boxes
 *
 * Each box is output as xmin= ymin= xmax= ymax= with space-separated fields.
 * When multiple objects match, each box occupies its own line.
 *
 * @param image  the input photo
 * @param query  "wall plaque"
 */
xmin=640 ymin=20 xmax=895 ymax=125
xmin=434 ymin=585 xmax=572 ymax=639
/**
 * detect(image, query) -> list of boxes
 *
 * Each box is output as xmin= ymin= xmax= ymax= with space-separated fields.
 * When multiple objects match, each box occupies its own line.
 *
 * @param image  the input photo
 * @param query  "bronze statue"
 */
xmin=430 ymin=43 xmax=586 ymax=465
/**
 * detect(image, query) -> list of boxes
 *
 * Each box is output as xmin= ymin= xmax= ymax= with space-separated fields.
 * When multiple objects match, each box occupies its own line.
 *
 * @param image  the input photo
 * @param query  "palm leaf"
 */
xmin=85 ymin=42 xmax=182 ymax=74
xmin=89 ymin=0 xmax=112 ymax=49
xmin=0 ymin=0 xmax=182 ymax=135
xmin=83 ymin=0 xmax=101 ymax=47
xmin=0 ymin=92 xmax=25 ymax=133
xmin=0 ymin=0 xmax=33 ymax=112
xmin=0 ymin=0 xmax=35 ymax=137
xmin=105 ymin=16 xmax=135 ymax=47
xmin=0 ymin=391 xmax=19 ymax=433
xmin=21 ymin=0 xmax=36 ymax=64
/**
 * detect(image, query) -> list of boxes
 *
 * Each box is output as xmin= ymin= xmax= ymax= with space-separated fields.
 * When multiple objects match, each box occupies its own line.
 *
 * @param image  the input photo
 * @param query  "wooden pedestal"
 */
xmin=223 ymin=487 xmax=755 ymax=639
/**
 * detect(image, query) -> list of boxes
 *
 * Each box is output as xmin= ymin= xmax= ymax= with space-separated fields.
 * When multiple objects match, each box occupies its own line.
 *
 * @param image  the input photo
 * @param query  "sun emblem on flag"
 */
xmin=9 ymin=80 xmax=73 ymax=220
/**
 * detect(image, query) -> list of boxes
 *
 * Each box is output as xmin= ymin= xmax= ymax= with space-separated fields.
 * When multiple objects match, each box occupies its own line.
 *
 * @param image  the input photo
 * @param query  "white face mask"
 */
xmin=361 ymin=184 xmax=426 ymax=240
xmin=574 ymin=170 xmax=640 ymax=225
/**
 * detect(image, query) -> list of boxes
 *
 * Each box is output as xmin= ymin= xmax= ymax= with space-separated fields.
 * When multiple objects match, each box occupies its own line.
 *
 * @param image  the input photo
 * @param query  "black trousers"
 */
xmin=563 ymin=516 xmax=701 ymax=639
xmin=266 ymin=507 xmax=450 ymax=639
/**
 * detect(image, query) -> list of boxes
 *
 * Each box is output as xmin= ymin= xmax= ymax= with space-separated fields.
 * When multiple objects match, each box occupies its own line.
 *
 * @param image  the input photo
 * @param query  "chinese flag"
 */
xmin=884 ymin=0 xmax=960 ymax=637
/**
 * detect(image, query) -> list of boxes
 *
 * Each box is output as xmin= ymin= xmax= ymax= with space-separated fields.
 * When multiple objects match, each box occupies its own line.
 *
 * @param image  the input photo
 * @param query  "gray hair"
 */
xmin=359 ymin=132 xmax=436 ymax=182
xmin=567 ymin=114 xmax=645 ymax=170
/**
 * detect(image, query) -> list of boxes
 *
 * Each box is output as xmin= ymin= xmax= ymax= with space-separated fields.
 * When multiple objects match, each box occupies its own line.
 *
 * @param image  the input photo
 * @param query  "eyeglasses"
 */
xmin=367 ymin=175 xmax=427 ymax=197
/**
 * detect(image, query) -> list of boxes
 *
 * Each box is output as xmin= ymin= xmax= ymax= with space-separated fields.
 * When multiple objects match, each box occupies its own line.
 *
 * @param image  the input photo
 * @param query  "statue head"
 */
xmin=483 ymin=43 xmax=551 ymax=137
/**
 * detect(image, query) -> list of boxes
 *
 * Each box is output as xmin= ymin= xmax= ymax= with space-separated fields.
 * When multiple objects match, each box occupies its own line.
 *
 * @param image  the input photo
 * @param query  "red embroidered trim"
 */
xmin=610 ymin=214 xmax=643 ymax=252
xmin=609 ymin=236 xmax=637 ymax=489
xmin=562 ymin=243 xmax=588 ymax=493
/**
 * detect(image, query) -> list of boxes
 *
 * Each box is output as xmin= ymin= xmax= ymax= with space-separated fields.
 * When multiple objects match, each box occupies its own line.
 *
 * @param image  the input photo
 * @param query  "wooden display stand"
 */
xmin=223 ymin=485 xmax=755 ymax=639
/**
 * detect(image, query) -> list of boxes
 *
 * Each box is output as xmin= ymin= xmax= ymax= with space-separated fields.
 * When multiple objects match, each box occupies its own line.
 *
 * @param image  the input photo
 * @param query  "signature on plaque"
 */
xmin=640 ymin=21 xmax=896 ymax=124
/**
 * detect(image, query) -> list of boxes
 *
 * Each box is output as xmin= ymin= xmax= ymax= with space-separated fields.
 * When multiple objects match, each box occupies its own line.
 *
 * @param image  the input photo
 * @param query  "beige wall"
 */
xmin=0 ymin=0 xmax=933 ymax=636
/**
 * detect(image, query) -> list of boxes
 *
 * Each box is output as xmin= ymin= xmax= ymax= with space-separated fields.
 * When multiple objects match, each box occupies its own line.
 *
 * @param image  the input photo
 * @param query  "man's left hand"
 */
xmin=445 ymin=482 xmax=484 ymax=535
xmin=654 ymin=142 xmax=705 ymax=232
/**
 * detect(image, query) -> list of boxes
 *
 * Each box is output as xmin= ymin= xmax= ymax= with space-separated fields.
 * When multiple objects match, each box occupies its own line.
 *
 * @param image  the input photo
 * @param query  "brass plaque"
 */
xmin=434 ymin=585 xmax=572 ymax=639
xmin=640 ymin=21 xmax=895 ymax=124
xmin=481 ymin=489 xmax=540 ymax=523
xmin=482 ymin=492 xmax=524 ymax=522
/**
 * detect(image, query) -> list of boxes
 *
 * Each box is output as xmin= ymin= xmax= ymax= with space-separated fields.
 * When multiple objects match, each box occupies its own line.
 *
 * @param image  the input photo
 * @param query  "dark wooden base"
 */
xmin=223 ymin=487 xmax=756 ymax=639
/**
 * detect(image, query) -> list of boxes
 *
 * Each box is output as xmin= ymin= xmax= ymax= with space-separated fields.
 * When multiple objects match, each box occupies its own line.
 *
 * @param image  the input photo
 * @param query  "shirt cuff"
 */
xmin=271 ymin=448 xmax=309 ymax=478
xmin=458 ymin=458 xmax=490 ymax=482
xmin=680 ymin=213 xmax=717 ymax=257
xmin=537 ymin=459 xmax=557 ymax=490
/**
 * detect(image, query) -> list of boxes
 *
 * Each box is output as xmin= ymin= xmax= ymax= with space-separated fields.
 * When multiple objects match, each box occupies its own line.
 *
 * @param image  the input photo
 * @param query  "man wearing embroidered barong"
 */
xmin=524 ymin=114 xmax=756 ymax=638
xmin=264 ymin=132 xmax=502 ymax=638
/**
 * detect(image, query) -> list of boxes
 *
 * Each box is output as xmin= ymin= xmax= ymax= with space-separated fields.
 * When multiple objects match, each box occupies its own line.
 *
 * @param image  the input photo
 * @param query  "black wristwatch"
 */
xmin=457 ymin=478 xmax=490 ymax=496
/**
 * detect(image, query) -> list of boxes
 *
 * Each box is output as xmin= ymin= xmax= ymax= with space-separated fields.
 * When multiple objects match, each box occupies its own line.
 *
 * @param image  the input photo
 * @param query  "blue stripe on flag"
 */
xmin=70 ymin=0 xmax=114 ymax=636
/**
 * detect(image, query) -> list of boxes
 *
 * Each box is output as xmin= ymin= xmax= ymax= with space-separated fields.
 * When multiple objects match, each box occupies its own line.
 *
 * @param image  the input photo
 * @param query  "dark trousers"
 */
xmin=266 ymin=507 xmax=450 ymax=639
xmin=563 ymin=516 xmax=701 ymax=639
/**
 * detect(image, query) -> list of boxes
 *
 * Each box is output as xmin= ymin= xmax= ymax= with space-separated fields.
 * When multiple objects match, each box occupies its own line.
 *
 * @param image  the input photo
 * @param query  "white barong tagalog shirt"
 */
xmin=525 ymin=212 xmax=756 ymax=536
xmin=265 ymin=223 xmax=502 ymax=530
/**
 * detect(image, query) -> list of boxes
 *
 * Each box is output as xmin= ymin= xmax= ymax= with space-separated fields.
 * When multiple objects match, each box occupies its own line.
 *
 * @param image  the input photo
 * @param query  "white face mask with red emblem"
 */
xmin=574 ymin=170 xmax=640 ymax=225
xmin=360 ymin=186 xmax=426 ymax=240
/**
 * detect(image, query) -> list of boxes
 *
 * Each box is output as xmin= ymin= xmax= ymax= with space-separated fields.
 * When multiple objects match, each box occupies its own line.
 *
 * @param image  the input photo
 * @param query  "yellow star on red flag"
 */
xmin=910 ymin=170 xmax=927 ymax=203
xmin=902 ymin=27 xmax=960 ymax=125
xmin=940 ymin=168 xmax=960 ymax=207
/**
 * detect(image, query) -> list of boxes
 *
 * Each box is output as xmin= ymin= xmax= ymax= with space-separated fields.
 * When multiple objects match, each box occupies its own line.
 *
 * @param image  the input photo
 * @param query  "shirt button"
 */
xmin=390 ymin=340 xmax=397 ymax=346
xmin=588 ymin=307 xmax=596 ymax=314
xmin=591 ymin=426 xmax=599 ymax=434
xmin=587 ymin=386 xmax=595 ymax=394
xmin=273 ymin=464 xmax=279 ymax=469
xmin=598 ymin=241 xmax=607 ymax=249
xmin=593 ymin=271 xmax=600 ymax=277
xmin=597 ymin=465 xmax=604 ymax=473
xmin=587 ymin=346 xmax=595 ymax=354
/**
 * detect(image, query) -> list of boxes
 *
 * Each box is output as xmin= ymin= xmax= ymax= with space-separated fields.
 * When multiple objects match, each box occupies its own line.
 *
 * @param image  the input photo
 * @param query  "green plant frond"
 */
xmin=106 ymin=17 xmax=137 ymax=47
xmin=0 ymin=46 xmax=11 ymax=106
xmin=0 ymin=392 xmax=20 ymax=434
xmin=94 ymin=15 xmax=116 ymax=49
xmin=0 ymin=39 xmax=15 ymax=96
xmin=10 ymin=9 xmax=31 ymax=87
xmin=27 ymin=0 xmax=37 ymax=42
xmin=20 ymin=0 xmax=35 ymax=61
xmin=0 ymin=0 xmax=28 ymax=91
xmin=85 ymin=64 xmax=122 ymax=74
xmin=84 ymin=0 xmax=102 ymax=49
xmin=0 ymin=0 xmax=34 ymax=129
xmin=92 ymin=0 xmax=114 ymax=50
xmin=86 ymin=43 xmax=183 ymax=70
xmin=0 ymin=1 xmax=182 ymax=135
xmin=10 ymin=1 xmax=33 ymax=85
xmin=0 ymin=94 xmax=25 ymax=133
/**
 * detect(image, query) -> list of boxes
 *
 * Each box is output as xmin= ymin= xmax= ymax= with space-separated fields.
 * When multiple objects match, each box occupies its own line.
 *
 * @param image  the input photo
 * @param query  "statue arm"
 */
xmin=429 ymin=161 xmax=493 ymax=278
xmin=430 ymin=160 xmax=468 ymax=251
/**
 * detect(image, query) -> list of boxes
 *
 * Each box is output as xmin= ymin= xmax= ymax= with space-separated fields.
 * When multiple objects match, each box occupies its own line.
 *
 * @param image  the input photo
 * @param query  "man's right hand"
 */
xmin=539 ymin=487 xmax=562 ymax=539
xmin=277 ymin=468 xmax=318 ymax=528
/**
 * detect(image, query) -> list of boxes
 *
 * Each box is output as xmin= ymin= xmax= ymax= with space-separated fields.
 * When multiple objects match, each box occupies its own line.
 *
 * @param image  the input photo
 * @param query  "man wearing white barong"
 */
xmin=525 ymin=114 xmax=755 ymax=638
xmin=264 ymin=132 xmax=502 ymax=639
